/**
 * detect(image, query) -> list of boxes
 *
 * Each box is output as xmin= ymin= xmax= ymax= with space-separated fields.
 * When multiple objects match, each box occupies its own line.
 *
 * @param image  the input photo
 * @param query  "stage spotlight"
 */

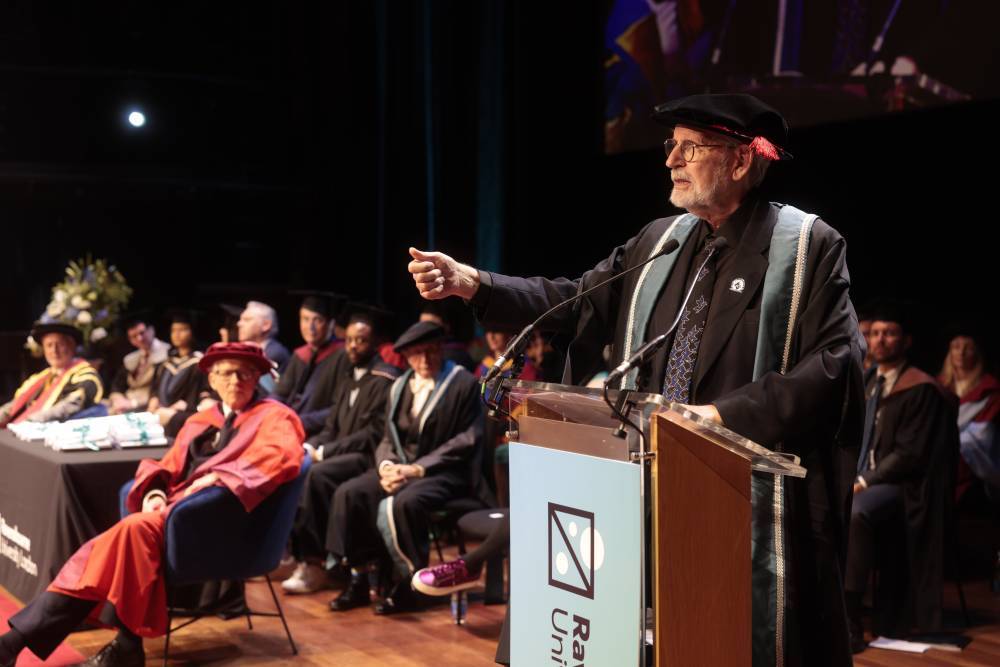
xmin=127 ymin=110 xmax=146 ymax=128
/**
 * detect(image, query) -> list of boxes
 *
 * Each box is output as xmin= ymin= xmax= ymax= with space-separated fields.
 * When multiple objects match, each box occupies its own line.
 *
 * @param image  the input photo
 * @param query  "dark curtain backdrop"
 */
xmin=1 ymin=2 xmax=997 ymax=392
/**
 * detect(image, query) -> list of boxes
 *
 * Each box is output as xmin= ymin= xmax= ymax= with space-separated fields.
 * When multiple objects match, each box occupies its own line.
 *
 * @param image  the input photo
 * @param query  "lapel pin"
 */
xmin=729 ymin=278 xmax=746 ymax=294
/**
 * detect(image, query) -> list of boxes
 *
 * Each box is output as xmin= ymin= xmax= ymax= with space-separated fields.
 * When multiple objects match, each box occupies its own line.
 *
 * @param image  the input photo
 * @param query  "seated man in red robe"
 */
xmin=0 ymin=342 xmax=305 ymax=667
xmin=0 ymin=323 xmax=103 ymax=427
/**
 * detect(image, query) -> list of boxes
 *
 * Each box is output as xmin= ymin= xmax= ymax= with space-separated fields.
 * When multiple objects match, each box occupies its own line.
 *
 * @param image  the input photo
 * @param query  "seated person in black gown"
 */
xmin=845 ymin=303 xmax=958 ymax=653
xmin=107 ymin=313 xmax=170 ymax=415
xmin=282 ymin=308 xmax=400 ymax=594
xmin=147 ymin=309 xmax=216 ymax=437
xmin=271 ymin=292 xmax=348 ymax=437
xmin=326 ymin=321 xmax=488 ymax=614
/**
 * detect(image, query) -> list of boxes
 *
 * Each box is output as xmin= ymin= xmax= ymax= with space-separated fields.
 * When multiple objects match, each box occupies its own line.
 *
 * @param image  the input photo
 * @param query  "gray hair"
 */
xmin=745 ymin=151 xmax=771 ymax=189
xmin=245 ymin=300 xmax=279 ymax=337
xmin=718 ymin=135 xmax=770 ymax=190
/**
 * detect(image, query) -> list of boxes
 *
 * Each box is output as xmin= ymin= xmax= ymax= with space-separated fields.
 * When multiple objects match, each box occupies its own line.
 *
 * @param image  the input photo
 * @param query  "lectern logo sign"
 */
xmin=548 ymin=502 xmax=606 ymax=599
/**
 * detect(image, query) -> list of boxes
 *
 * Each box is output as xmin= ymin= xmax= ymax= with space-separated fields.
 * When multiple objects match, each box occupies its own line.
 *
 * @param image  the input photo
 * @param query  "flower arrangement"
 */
xmin=26 ymin=256 xmax=133 ymax=355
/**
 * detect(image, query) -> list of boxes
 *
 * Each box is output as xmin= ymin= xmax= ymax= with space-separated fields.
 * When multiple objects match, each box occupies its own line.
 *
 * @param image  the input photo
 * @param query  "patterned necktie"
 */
xmin=662 ymin=238 xmax=718 ymax=403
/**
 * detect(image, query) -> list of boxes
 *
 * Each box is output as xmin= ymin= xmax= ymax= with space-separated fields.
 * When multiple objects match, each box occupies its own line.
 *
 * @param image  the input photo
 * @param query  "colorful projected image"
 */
xmin=605 ymin=0 xmax=1000 ymax=154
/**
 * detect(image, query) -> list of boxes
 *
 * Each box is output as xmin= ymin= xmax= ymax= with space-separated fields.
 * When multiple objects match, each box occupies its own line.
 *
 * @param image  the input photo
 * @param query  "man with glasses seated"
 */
xmin=0 ymin=342 xmax=304 ymax=667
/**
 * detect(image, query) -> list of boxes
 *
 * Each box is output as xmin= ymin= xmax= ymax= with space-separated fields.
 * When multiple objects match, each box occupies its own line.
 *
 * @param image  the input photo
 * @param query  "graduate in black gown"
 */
xmin=281 ymin=306 xmax=401 ymax=594
xmin=107 ymin=311 xmax=171 ymax=415
xmin=327 ymin=321 xmax=488 ymax=615
xmin=272 ymin=292 xmax=348 ymax=437
xmin=148 ymin=309 xmax=215 ymax=437
xmin=845 ymin=303 xmax=959 ymax=650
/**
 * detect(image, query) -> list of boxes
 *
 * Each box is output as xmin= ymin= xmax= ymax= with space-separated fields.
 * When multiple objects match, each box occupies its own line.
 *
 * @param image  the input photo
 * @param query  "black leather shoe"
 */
xmin=0 ymin=629 xmax=25 ymax=667
xmin=849 ymin=620 xmax=868 ymax=654
xmin=373 ymin=581 xmax=421 ymax=615
xmin=329 ymin=573 xmax=370 ymax=611
xmin=72 ymin=638 xmax=145 ymax=667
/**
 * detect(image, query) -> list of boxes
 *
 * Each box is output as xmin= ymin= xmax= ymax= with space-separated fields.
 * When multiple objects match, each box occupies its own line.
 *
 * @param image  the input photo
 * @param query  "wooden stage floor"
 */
xmin=60 ymin=575 xmax=999 ymax=666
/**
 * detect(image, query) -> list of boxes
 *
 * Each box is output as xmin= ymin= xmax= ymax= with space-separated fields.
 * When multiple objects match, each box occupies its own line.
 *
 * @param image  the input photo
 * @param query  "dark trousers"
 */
xmin=291 ymin=452 xmax=370 ymax=561
xmin=327 ymin=468 xmax=467 ymax=573
xmin=8 ymin=592 xmax=98 ymax=660
xmin=844 ymin=483 xmax=903 ymax=593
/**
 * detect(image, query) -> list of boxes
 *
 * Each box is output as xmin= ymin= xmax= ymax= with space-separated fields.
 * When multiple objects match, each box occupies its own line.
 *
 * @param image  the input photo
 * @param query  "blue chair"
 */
xmin=119 ymin=455 xmax=311 ymax=665
xmin=67 ymin=404 xmax=109 ymax=420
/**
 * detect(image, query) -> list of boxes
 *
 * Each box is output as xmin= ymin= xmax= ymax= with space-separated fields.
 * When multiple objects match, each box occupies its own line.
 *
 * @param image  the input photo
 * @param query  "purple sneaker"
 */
xmin=411 ymin=559 xmax=481 ymax=596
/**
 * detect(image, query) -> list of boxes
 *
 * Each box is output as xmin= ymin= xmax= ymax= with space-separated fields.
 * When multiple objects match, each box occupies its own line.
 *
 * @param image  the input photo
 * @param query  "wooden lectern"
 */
xmin=502 ymin=379 xmax=805 ymax=666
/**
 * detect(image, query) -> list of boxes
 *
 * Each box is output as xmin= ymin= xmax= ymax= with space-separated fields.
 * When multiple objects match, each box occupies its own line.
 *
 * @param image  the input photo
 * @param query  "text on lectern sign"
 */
xmin=510 ymin=442 xmax=641 ymax=666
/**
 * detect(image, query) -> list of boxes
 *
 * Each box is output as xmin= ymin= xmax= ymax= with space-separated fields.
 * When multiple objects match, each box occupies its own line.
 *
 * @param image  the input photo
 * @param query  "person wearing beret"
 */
xmin=0 ymin=323 xmax=103 ymax=427
xmin=272 ymin=292 xmax=349 ymax=437
xmin=409 ymin=93 xmax=865 ymax=666
xmin=326 ymin=321 xmax=488 ymax=615
xmin=0 ymin=343 xmax=304 ymax=667
xmin=107 ymin=311 xmax=171 ymax=415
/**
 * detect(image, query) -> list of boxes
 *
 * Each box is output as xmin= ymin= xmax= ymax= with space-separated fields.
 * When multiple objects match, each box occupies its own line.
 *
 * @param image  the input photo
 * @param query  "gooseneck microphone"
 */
xmin=481 ymin=239 xmax=682 ymax=386
xmin=604 ymin=236 xmax=729 ymax=387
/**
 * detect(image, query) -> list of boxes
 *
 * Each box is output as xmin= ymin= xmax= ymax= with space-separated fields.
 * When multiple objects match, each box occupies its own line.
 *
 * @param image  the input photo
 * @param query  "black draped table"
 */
xmin=0 ymin=429 xmax=168 ymax=602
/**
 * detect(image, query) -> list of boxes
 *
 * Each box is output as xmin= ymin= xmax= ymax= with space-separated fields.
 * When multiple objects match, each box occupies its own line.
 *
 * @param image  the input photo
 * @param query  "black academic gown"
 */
xmin=373 ymin=363 xmax=488 ymax=504
xmin=326 ymin=362 xmax=488 ymax=571
xmin=291 ymin=358 xmax=399 ymax=561
xmin=312 ymin=358 xmax=399 ymax=462
xmin=273 ymin=341 xmax=346 ymax=436
xmin=472 ymin=194 xmax=865 ymax=667
xmin=152 ymin=350 xmax=213 ymax=437
xmin=858 ymin=366 xmax=958 ymax=633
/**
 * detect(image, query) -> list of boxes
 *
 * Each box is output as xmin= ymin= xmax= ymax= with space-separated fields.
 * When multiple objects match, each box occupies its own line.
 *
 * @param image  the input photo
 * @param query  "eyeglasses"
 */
xmin=211 ymin=368 xmax=257 ymax=383
xmin=663 ymin=139 xmax=729 ymax=162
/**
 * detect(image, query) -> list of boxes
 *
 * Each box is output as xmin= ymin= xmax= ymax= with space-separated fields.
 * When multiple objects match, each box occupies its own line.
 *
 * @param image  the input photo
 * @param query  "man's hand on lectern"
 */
xmin=408 ymin=247 xmax=480 ymax=300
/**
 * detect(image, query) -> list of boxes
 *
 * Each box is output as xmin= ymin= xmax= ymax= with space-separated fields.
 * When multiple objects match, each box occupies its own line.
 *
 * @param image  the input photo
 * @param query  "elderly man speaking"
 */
xmin=0 ymin=342 xmax=304 ymax=667
xmin=408 ymin=94 xmax=866 ymax=667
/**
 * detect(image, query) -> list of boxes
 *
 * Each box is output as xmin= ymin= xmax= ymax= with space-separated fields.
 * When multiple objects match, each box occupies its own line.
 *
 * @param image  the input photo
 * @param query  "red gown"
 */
xmin=47 ymin=398 xmax=305 ymax=637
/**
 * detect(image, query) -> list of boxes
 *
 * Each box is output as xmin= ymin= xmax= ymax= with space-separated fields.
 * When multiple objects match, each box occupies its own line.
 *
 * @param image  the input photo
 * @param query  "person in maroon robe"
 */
xmin=0 ymin=342 xmax=304 ymax=667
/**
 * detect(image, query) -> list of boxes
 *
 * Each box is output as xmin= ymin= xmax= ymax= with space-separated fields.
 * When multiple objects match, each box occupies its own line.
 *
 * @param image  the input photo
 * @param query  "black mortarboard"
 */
xmin=866 ymin=298 xmax=915 ymax=334
xmin=652 ymin=93 xmax=792 ymax=160
xmin=31 ymin=322 xmax=83 ymax=345
xmin=340 ymin=301 xmax=396 ymax=338
xmin=393 ymin=321 xmax=446 ymax=353
xmin=121 ymin=308 xmax=155 ymax=330
xmin=165 ymin=308 xmax=200 ymax=327
xmin=290 ymin=290 xmax=348 ymax=320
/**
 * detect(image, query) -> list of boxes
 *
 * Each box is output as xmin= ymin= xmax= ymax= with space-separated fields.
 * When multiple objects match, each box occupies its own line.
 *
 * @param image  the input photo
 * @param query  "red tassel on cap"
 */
xmin=750 ymin=136 xmax=780 ymax=161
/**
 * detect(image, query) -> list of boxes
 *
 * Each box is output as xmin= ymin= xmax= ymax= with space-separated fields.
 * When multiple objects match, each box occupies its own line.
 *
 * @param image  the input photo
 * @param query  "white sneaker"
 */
xmin=281 ymin=562 xmax=330 ymax=594
xmin=270 ymin=553 xmax=297 ymax=580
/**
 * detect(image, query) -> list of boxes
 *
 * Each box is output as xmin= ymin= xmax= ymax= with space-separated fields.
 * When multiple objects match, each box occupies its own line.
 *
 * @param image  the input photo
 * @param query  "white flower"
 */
xmin=87 ymin=291 xmax=97 ymax=301
xmin=46 ymin=301 xmax=65 ymax=317
xmin=25 ymin=335 xmax=36 ymax=347
xmin=90 ymin=327 xmax=107 ymax=342
xmin=70 ymin=295 xmax=92 ymax=309
xmin=54 ymin=289 xmax=68 ymax=303
xmin=76 ymin=310 xmax=93 ymax=325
